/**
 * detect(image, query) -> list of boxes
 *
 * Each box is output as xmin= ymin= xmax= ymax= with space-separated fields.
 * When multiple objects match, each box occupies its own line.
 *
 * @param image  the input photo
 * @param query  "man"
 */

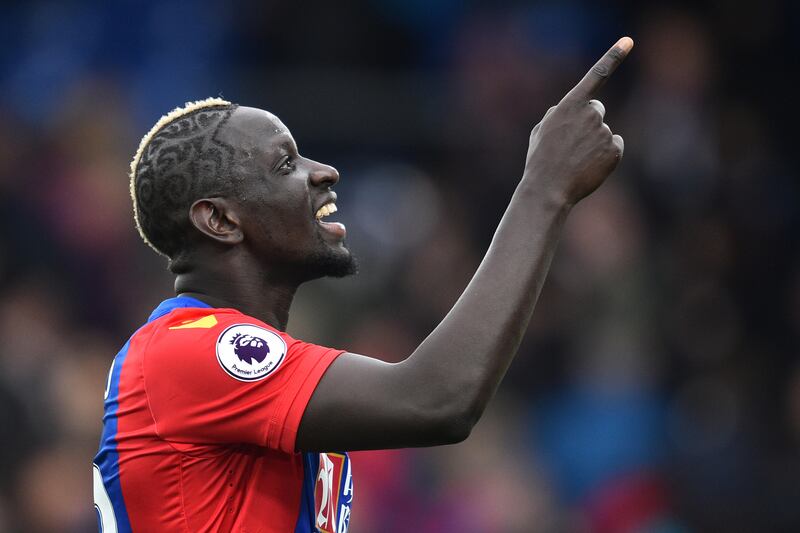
xmin=94 ymin=37 xmax=633 ymax=532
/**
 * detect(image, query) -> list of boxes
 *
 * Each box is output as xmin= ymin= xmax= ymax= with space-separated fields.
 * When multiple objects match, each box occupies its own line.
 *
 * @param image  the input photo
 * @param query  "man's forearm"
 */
xmin=401 ymin=179 xmax=570 ymax=429
xmin=399 ymin=36 xmax=633 ymax=438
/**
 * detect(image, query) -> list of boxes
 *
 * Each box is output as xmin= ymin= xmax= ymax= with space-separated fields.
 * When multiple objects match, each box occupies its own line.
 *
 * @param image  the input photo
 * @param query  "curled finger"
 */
xmin=588 ymin=99 xmax=606 ymax=119
xmin=612 ymin=134 xmax=624 ymax=158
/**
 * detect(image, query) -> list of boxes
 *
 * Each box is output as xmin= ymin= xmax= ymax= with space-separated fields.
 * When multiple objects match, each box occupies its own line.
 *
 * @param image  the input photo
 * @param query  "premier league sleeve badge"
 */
xmin=216 ymin=324 xmax=287 ymax=382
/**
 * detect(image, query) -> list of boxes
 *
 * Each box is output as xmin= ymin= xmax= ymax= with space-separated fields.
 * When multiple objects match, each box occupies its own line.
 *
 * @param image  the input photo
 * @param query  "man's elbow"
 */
xmin=426 ymin=400 xmax=483 ymax=445
xmin=399 ymin=364 xmax=488 ymax=446
xmin=439 ymin=411 xmax=477 ymax=444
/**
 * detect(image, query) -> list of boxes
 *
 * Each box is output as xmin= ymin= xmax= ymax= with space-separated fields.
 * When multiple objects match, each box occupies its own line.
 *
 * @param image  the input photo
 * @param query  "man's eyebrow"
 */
xmin=271 ymin=137 xmax=297 ymax=153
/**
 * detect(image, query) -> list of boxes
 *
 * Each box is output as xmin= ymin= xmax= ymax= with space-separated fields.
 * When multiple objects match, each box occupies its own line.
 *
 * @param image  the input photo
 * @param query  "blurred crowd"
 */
xmin=0 ymin=1 xmax=797 ymax=532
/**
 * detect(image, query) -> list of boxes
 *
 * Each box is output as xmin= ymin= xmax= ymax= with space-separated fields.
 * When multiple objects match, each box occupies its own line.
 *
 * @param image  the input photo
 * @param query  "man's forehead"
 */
xmin=222 ymin=106 xmax=293 ymax=149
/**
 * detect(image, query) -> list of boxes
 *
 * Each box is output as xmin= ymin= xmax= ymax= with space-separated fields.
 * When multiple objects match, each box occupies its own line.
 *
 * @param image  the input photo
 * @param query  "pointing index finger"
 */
xmin=564 ymin=37 xmax=634 ymax=102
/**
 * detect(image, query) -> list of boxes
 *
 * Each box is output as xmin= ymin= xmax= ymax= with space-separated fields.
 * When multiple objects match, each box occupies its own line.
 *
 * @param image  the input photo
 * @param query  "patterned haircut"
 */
xmin=129 ymin=97 xmax=241 ymax=264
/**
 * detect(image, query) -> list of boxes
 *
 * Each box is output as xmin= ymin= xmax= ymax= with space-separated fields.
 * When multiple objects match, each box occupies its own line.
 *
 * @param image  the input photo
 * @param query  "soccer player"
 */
xmin=93 ymin=37 xmax=633 ymax=532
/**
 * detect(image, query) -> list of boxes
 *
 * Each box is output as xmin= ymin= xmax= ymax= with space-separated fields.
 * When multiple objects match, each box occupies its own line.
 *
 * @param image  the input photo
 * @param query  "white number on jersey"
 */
xmin=93 ymin=464 xmax=118 ymax=533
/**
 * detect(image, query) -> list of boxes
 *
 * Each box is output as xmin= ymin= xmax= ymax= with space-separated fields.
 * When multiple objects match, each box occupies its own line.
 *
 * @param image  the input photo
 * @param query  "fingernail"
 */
xmin=616 ymin=37 xmax=634 ymax=53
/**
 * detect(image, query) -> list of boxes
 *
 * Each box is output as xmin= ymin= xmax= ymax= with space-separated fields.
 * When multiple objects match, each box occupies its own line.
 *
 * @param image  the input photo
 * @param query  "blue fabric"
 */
xmin=295 ymin=452 xmax=321 ymax=533
xmin=147 ymin=295 xmax=212 ymax=323
xmin=93 ymin=338 xmax=134 ymax=532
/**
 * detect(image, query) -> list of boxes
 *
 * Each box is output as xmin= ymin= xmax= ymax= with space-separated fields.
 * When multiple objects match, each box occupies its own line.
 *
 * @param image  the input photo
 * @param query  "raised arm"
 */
xmin=298 ymin=37 xmax=634 ymax=452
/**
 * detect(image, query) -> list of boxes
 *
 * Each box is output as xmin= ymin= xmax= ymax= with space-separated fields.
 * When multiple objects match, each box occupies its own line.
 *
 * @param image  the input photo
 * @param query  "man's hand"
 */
xmin=524 ymin=37 xmax=633 ymax=206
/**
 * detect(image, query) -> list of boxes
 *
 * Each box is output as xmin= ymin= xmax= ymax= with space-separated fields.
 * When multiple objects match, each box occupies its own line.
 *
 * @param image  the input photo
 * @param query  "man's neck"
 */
xmin=175 ymin=271 xmax=298 ymax=331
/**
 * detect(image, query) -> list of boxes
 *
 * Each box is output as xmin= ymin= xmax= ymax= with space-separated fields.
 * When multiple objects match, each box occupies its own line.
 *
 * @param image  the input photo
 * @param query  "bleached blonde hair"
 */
xmin=129 ymin=97 xmax=233 ymax=256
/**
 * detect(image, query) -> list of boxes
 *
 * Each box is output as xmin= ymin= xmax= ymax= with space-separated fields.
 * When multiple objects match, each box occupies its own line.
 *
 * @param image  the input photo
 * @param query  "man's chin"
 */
xmin=326 ymin=256 xmax=358 ymax=278
xmin=302 ymin=245 xmax=358 ymax=280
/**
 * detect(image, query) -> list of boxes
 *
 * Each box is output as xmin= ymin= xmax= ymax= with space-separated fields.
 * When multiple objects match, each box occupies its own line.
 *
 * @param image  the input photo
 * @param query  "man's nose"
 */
xmin=309 ymin=162 xmax=340 ymax=188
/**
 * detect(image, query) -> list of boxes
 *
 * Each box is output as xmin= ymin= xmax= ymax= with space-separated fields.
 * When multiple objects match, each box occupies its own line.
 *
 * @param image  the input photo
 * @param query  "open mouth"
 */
xmin=315 ymin=202 xmax=338 ymax=220
xmin=314 ymin=201 xmax=346 ymax=239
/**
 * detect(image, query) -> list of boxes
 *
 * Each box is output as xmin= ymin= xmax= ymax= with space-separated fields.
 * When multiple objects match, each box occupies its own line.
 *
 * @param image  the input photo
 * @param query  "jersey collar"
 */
xmin=148 ymin=296 xmax=212 ymax=323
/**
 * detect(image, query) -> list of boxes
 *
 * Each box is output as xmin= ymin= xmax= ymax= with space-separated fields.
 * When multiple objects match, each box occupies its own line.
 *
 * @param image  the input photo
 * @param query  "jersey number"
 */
xmin=93 ymin=464 xmax=118 ymax=532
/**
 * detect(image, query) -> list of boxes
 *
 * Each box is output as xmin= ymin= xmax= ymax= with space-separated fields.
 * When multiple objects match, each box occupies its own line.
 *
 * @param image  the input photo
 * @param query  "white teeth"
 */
xmin=315 ymin=202 xmax=337 ymax=220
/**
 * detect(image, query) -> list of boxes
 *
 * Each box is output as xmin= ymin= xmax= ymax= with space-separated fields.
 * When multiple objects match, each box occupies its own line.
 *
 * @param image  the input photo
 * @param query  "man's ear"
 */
xmin=189 ymin=198 xmax=244 ymax=246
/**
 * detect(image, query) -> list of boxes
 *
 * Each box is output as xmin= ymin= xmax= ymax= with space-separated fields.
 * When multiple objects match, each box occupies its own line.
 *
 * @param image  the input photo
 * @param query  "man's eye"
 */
xmin=279 ymin=157 xmax=295 ymax=171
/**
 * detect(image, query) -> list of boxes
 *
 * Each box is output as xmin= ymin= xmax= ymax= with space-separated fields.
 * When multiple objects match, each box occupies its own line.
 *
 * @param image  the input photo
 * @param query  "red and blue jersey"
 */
xmin=94 ymin=296 xmax=353 ymax=532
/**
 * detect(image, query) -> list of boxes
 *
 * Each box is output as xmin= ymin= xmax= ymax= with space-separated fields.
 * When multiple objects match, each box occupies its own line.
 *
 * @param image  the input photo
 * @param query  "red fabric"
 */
xmin=115 ymin=307 xmax=343 ymax=532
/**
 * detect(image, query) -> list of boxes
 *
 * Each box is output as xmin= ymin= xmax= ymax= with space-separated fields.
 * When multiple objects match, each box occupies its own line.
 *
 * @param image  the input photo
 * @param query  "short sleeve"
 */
xmin=143 ymin=310 xmax=344 ymax=454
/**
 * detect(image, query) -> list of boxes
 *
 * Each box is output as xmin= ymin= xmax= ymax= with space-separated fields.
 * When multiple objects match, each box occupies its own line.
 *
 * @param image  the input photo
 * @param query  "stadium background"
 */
xmin=0 ymin=0 xmax=797 ymax=531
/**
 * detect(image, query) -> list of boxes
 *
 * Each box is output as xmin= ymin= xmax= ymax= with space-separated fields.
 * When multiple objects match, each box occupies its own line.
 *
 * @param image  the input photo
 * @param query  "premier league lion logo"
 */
xmin=230 ymin=333 xmax=270 ymax=365
xmin=217 ymin=324 xmax=286 ymax=382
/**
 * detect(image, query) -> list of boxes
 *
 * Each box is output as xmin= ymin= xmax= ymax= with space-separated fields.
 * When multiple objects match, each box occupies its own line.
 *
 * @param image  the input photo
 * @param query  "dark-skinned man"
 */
xmin=94 ymin=37 xmax=634 ymax=533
